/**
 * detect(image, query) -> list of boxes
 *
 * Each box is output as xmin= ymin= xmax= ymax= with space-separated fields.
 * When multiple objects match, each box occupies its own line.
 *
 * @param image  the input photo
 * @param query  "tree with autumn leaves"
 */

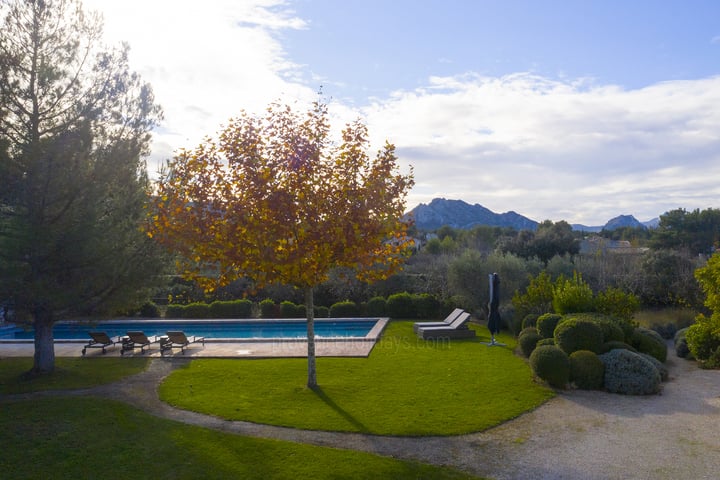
xmin=150 ymin=100 xmax=414 ymax=387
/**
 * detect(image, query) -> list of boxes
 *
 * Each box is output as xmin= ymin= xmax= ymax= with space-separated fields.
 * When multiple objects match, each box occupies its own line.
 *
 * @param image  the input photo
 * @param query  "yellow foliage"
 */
xmin=148 ymin=100 xmax=414 ymax=292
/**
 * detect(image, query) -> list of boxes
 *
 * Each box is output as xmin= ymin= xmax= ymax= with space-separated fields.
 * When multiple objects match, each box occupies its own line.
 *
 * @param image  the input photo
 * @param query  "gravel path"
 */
xmin=6 ymin=345 xmax=720 ymax=480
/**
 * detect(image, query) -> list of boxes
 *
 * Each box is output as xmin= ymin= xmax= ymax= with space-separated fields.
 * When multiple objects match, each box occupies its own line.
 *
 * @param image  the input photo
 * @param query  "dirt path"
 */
xmin=6 ymin=347 xmax=720 ymax=480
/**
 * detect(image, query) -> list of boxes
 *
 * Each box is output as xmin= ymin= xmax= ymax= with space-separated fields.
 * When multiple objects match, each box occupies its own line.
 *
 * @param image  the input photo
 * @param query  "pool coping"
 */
xmin=0 ymin=318 xmax=390 ymax=358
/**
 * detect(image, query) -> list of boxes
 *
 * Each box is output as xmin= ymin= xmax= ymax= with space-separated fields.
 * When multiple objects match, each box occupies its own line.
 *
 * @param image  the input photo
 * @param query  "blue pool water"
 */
xmin=2 ymin=319 xmax=379 ymax=341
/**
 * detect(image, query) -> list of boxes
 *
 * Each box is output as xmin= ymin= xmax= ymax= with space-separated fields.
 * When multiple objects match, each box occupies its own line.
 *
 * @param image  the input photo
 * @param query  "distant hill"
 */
xmin=573 ymin=215 xmax=659 ymax=232
xmin=407 ymin=198 xmax=658 ymax=232
xmin=406 ymin=198 xmax=539 ymax=231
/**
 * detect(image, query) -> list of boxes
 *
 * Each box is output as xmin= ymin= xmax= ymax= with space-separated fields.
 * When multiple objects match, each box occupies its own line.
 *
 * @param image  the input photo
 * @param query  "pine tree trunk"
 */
xmin=32 ymin=311 xmax=55 ymax=375
xmin=305 ymin=287 xmax=317 ymax=388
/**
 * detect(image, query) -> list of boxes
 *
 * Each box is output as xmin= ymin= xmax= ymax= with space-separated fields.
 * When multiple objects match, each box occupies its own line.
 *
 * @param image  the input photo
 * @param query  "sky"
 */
xmin=84 ymin=0 xmax=720 ymax=226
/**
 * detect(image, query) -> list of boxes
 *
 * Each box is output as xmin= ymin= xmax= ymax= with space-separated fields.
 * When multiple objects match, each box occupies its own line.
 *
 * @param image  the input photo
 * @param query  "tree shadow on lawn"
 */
xmin=311 ymin=385 xmax=370 ymax=433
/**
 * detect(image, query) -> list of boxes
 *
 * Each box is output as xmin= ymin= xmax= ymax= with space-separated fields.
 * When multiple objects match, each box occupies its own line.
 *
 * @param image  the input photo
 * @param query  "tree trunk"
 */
xmin=32 ymin=310 xmax=55 ymax=375
xmin=305 ymin=287 xmax=317 ymax=388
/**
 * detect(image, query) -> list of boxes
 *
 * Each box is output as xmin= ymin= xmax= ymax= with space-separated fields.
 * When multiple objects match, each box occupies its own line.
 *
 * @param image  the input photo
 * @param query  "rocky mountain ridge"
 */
xmin=406 ymin=198 xmax=658 ymax=232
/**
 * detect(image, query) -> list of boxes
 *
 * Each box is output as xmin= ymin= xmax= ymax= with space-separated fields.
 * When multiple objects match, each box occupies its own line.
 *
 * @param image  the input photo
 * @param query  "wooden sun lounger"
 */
xmin=82 ymin=331 xmax=119 ymax=356
xmin=120 ymin=331 xmax=161 ymax=355
xmin=413 ymin=308 xmax=465 ymax=333
xmin=160 ymin=331 xmax=205 ymax=355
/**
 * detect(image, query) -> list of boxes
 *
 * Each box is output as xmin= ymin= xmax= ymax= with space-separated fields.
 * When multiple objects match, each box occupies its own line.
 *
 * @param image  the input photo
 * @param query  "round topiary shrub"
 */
xmin=639 ymin=353 xmax=669 ymax=381
xmin=593 ymin=318 xmax=626 ymax=343
xmin=280 ymin=301 xmax=299 ymax=318
xmin=554 ymin=317 xmax=604 ymax=355
xmin=686 ymin=314 xmax=720 ymax=368
xmin=529 ymin=345 xmax=570 ymax=388
xmin=536 ymin=313 xmax=562 ymax=339
xmin=259 ymin=299 xmax=277 ymax=318
xmin=314 ymin=305 xmax=329 ymax=318
xmin=599 ymin=341 xmax=637 ymax=354
xmin=329 ymin=300 xmax=360 ymax=317
xmin=165 ymin=304 xmax=185 ymax=318
xmin=139 ymin=302 xmax=161 ymax=318
xmin=536 ymin=338 xmax=555 ymax=347
xmin=519 ymin=330 xmax=542 ymax=357
xmin=519 ymin=326 xmax=538 ymax=337
xmin=386 ymin=292 xmax=416 ymax=319
xmin=569 ymin=350 xmax=605 ymax=390
xmin=521 ymin=314 xmax=539 ymax=330
xmin=632 ymin=327 xmax=667 ymax=363
xmin=366 ymin=296 xmax=387 ymax=316
xmin=674 ymin=327 xmax=692 ymax=359
xmin=599 ymin=349 xmax=661 ymax=395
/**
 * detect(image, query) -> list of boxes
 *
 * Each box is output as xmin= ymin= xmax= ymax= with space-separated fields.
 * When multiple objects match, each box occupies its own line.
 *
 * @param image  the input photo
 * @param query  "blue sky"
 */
xmin=86 ymin=0 xmax=720 ymax=225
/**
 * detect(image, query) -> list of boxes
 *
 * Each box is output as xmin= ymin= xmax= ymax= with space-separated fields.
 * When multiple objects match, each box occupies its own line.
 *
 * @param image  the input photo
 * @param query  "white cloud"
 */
xmin=362 ymin=74 xmax=720 ymax=224
xmin=85 ymin=0 xmax=315 ymax=172
xmin=82 ymin=1 xmax=720 ymax=226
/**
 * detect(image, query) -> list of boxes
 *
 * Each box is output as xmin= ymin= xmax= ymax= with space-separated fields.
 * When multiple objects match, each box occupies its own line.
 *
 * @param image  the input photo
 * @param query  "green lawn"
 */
xmin=0 ymin=357 xmax=149 ymax=394
xmin=0 ymin=397 xmax=479 ymax=480
xmin=160 ymin=321 xmax=554 ymax=436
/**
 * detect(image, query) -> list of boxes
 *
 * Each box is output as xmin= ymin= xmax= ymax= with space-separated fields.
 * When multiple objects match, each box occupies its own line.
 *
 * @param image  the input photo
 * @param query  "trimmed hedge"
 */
xmin=518 ymin=329 xmax=542 ymax=358
xmin=536 ymin=313 xmax=562 ymax=339
xmin=632 ymin=327 xmax=667 ymax=363
xmin=366 ymin=297 xmax=387 ymax=316
xmin=554 ymin=317 xmax=604 ymax=355
xmin=280 ymin=300 xmax=305 ymax=318
xmin=536 ymin=338 xmax=555 ymax=347
xmin=386 ymin=292 xmax=416 ymax=319
xmin=259 ymin=299 xmax=277 ymax=318
xmin=329 ymin=301 xmax=360 ymax=317
xmin=569 ymin=350 xmax=605 ymax=390
xmin=139 ymin=302 xmax=161 ymax=318
xmin=208 ymin=300 xmax=253 ymax=318
xmin=599 ymin=341 xmax=637 ymax=354
xmin=529 ymin=345 xmax=570 ymax=389
xmin=521 ymin=314 xmax=539 ymax=330
xmin=674 ymin=327 xmax=692 ymax=359
xmin=599 ymin=349 xmax=661 ymax=395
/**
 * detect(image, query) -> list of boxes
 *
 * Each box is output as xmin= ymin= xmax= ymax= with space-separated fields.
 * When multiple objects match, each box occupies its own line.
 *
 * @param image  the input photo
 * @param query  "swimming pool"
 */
xmin=1 ymin=318 xmax=385 ymax=341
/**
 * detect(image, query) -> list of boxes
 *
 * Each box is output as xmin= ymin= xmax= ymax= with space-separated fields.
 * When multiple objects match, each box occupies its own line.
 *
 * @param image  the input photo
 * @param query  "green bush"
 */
xmin=652 ymin=323 xmax=678 ymax=340
xmin=165 ymin=304 xmax=185 ymax=318
xmin=554 ymin=316 xmax=604 ymax=355
xmin=329 ymin=301 xmax=360 ymax=317
xmin=413 ymin=293 xmax=442 ymax=319
xmin=592 ymin=317 xmax=626 ymax=343
xmin=518 ymin=330 xmax=542 ymax=358
xmin=519 ymin=326 xmax=538 ymax=337
xmin=521 ymin=314 xmax=539 ymax=330
xmin=639 ymin=353 xmax=669 ymax=381
xmin=674 ymin=327 xmax=693 ymax=359
xmin=599 ymin=349 xmax=661 ymax=395
xmin=599 ymin=341 xmax=637 ymax=354
xmin=595 ymin=287 xmax=640 ymax=321
xmin=529 ymin=345 xmax=570 ymax=389
xmin=536 ymin=338 xmax=555 ymax=347
xmin=386 ymin=292 xmax=416 ymax=319
xmin=536 ymin=313 xmax=562 ymax=339
xmin=366 ymin=296 xmax=387 ymax=316
xmin=314 ymin=306 xmax=329 ymax=318
xmin=569 ymin=350 xmax=605 ymax=390
xmin=294 ymin=303 xmax=307 ymax=318
xmin=279 ymin=301 xmax=299 ymax=318
xmin=631 ymin=327 xmax=667 ymax=363
xmin=139 ymin=302 xmax=161 ymax=318
xmin=259 ymin=299 xmax=277 ymax=318
xmin=511 ymin=271 xmax=554 ymax=320
xmin=686 ymin=314 xmax=720 ymax=368
xmin=183 ymin=302 xmax=211 ymax=318
xmin=552 ymin=273 xmax=595 ymax=314
xmin=209 ymin=299 xmax=253 ymax=318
